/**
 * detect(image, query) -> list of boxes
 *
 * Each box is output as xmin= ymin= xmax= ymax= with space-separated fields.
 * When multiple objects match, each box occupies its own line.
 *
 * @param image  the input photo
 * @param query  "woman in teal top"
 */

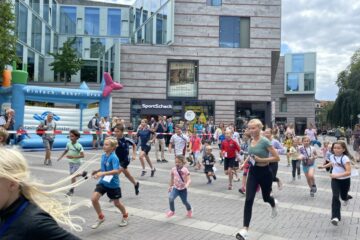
xmin=236 ymin=119 xmax=280 ymax=240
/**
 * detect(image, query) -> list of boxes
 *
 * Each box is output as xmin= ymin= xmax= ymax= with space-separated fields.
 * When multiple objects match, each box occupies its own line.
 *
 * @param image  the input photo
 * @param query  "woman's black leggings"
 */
xmin=292 ymin=160 xmax=300 ymax=178
xmin=269 ymin=162 xmax=279 ymax=182
xmin=243 ymin=165 xmax=275 ymax=227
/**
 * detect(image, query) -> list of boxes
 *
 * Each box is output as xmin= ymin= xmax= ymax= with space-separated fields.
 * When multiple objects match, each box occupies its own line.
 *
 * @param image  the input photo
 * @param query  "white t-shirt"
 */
xmin=330 ymin=154 xmax=350 ymax=180
xmin=170 ymin=133 xmax=189 ymax=156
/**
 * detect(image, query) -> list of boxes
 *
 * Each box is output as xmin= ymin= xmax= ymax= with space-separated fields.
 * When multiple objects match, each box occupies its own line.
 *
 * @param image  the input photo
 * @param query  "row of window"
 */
xmin=60 ymin=6 xmax=122 ymax=36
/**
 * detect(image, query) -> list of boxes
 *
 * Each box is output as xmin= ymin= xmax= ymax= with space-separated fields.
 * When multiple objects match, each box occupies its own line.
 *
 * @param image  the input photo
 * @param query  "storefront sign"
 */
xmin=140 ymin=100 xmax=173 ymax=115
xmin=184 ymin=110 xmax=196 ymax=121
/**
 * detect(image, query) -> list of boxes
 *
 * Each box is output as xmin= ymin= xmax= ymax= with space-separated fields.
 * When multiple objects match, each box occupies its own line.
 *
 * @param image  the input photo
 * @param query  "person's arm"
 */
xmin=67 ymin=151 xmax=84 ymax=160
xmin=57 ymin=150 xmax=69 ymax=161
xmin=185 ymin=172 xmax=191 ymax=189
xmin=331 ymin=162 xmax=351 ymax=179
xmin=254 ymin=146 xmax=280 ymax=163
xmin=318 ymin=161 xmax=332 ymax=169
xmin=168 ymin=171 xmax=174 ymax=192
xmin=132 ymin=143 xmax=137 ymax=160
xmin=168 ymin=136 xmax=174 ymax=153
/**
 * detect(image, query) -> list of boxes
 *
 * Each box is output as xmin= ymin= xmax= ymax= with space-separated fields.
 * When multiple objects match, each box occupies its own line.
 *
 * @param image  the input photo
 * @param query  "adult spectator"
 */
xmin=345 ymin=127 xmax=352 ymax=145
xmin=193 ymin=118 xmax=203 ymax=137
xmin=154 ymin=116 xmax=167 ymax=163
xmin=169 ymin=124 xmax=189 ymax=157
xmin=352 ymin=124 xmax=360 ymax=162
xmin=166 ymin=117 xmax=174 ymax=147
xmin=38 ymin=113 xmax=56 ymax=166
xmin=0 ymin=108 xmax=15 ymax=144
xmin=279 ymin=124 xmax=285 ymax=143
xmin=285 ymin=123 xmax=295 ymax=137
xmin=334 ymin=127 xmax=341 ymax=141
xmin=90 ymin=113 xmax=100 ymax=149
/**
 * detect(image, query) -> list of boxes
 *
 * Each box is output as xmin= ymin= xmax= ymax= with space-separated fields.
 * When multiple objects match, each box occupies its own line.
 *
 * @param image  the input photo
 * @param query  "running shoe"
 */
xmin=343 ymin=200 xmax=349 ymax=206
xmin=82 ymin=171 xmax=88 ymax=179
xmin=234 ymin=178 xmax=241 ymax=182
xmin=157 ymin=159 xmax=161 ymax=163
xmin=151 ymin=168 xmax=156 ymax=177
xmin=313 ymin=185 xmax=317 ymax=193
xmin=162 ymin=159 xmax=168 ymax=163
xmin=213 ymin=175 xmax=217 ymax=180
xmin=141 ymin=171 xmax=146 ymax=176
xmin=91 ymin=218 xmax=105 ymax=229
xmin=119 ymin=218 xmax=128 ymax=227
xmin=228 ymin=185 xmax=233 ymax=190
xmin=310 ymin=189 xmax=315 ymax=197
xmin=166 ymin=211 xmax=175 ymax=218
xmin=66 ymin=189 xmax=74 ymax=196
xmin=186 ymin=209 xmax=193 ymax=218
xmin=207 ymin=180 xmax=212 ymax=184
xmin=347 ymin=194 xmax=353 ymax=200
xmin=134 ymin=182 xmax=140 ymax=195
xmin=271 ymin=199 xmax=278 ymax=218
xmin=235 ymin=229 xmax=248 ymax=240
xmin=331 ymin=218 xmax=339 ymax=226
xmin=238 ymin=188 xmax=245 ymax=195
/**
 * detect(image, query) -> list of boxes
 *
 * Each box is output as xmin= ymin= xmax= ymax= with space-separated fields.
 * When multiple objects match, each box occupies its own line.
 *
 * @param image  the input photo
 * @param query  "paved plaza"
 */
xmin=22 ymin=140 xmax=360 ymax=240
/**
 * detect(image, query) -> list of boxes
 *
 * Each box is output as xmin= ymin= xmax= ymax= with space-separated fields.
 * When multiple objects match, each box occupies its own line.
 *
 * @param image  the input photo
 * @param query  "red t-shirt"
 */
xmin=190 ymin=136 xmax=201 ymax=152
xmin=221 ymin=138 xmax=240 ymax=158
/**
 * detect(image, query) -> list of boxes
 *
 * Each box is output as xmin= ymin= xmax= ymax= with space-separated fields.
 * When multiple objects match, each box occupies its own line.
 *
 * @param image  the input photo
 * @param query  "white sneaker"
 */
xmin=331 ymin=218 xmax=339 ymax=226
xmin=91 ymin=218 xmax=105 ymax=229
xmin=271 ymin=199 xmax=278 ymax=218
xmin=343 ymin=200 xmax=349 ymax=206
xmin=119 ymin=218 xmax=128 ymax=227
xmin=235 ymin=229 xmax=248 ymax=240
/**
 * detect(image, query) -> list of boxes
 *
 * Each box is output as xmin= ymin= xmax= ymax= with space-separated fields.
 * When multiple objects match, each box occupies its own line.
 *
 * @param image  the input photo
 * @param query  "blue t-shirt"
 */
xmin=168 ymin=122 xmax=174 ymax=133
xmin=99 ymin=152 xmax=121 ymax=189
xmin=194 ymin=123 xmax=203 ymax=135
xmin=219 ymin=134 xmax=226 ymax=143
xmin=137 ymin=129 xmax=152 ymax=147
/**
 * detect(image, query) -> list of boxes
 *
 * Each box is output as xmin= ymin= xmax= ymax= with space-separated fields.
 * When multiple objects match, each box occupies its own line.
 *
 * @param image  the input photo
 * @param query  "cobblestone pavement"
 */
xmin=21 ymin=138 xmax=360 ymax=240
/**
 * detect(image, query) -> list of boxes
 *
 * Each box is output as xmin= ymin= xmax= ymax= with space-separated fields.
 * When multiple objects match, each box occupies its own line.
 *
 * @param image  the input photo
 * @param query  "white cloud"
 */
xmin=282 ymin=0 xmax=360 ymax=100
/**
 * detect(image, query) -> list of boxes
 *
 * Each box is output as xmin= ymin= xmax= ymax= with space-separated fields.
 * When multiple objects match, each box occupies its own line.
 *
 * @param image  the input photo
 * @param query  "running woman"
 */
xmin=263 ymin=128 xmax=285 ymax=190
xmin=221 ymin=129 xmax=240 ymax=190
xmin=318 ymin=141 xmax=353 ymax=226
xmin=57 ymin=129 xmax=87 ymax=196
xmin=91 ymin=137 xmax=128 ymax=229
xmin=166 ymin=155 xmax=192 ymax=218
xmin=236 ymin=119 xmax=280 ymax=240
xmin=299 ymin=136 xmax=318 ymax=197
xmin=137 ymin=119 xmax=156 ymax=177
xmin=113 ymin=124 xmax=140 ymax=195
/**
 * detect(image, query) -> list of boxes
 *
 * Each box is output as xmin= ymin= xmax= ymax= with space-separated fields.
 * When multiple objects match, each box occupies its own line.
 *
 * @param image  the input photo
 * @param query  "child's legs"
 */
xmin=296 ymin=161 xmax=301 ymax=175
xmin=169 ymin=188 xmax=180 ymax=212
xmin=339 ymin=178 xmax=351 ymax=201
xmin=145 ymin=153 xmax=153 ymax=169
xmin=123 ymin=168 xmax=137 ymax=185
xmin=91 ymin=191 xmax=103 ymax=216
xmin=291 ymin=160 xmax=297 ymax=178
xmin=113 ymin=199 xmax=127 ymax=215
xmin=178 ymin=189 xmax=192 ymax=211
xmin=139 ymin=151 xmax=146 ymax=169
xmin=331 ymin=179 xmax=341 ymax=220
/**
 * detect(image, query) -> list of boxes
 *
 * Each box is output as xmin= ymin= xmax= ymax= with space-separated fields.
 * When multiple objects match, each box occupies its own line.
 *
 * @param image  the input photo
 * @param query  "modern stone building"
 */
xmin=116 ymin=0 xmax=282 ymax=128
xmin=272 ymin=53 xmax=316 ymax=135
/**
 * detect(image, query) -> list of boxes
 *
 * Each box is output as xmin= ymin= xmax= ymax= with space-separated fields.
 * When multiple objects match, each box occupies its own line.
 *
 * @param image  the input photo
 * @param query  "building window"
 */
xmin=207 ymin=0 xmax=222 ymax=6
xmin=167 ymin=60 xmax=198 ymax=98
xmin=30 ymin=0 xmax=40 ymax=14
xmin=286 ymin=73 xmax=299 ymax=92
xmin=292 ymin=54 xmax=304 ymax=72
xmin=60 ymin=6 xmax=76 ymax=34
xmin=219 ymin=16 xmax=250 ymax=48
xmin=52 ymin=0 xmax=57 ymax=29
xmin=27 ymin=50 xmax=35 ymax=81
xmin=45 ymin=27 xmax=51 ymax=55
xmin=279 ymin=98 xmax=287 ymax=112
xmin=108 ymin=9 xmax=121 ymax=36
xmin=39 ymin=56 xmax=44 ymax=82
xmin=90 ymin=38 xmax=106 ymax=58
xmin=85 ymin=8 xmax=100 ymax=35
xmin=43 ymin=0 xmax=49 ymax=22
xmin=81 ymin=60 xmax=98 ymax=82
xmin=16 ymin=43 xmax=23 ymax=70
xmin=31 ymin=15 xmax=42 ymax=52
xmin=304 ymin=73 xmax=314 ymax=91
xmin=16 ymin=2 xmax=28 ymax=43
xmin=53 ymin=34 xmax=58 ymax=53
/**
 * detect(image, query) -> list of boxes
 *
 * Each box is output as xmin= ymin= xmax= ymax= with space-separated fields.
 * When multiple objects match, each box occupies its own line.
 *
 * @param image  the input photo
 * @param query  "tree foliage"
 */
xmin=0 ymin=0 xmax=17 ymax=71
xmin=49 ymin=38 xmax=82 ymax=82
xmin=329 ymin=49 xmax=360 ymax=127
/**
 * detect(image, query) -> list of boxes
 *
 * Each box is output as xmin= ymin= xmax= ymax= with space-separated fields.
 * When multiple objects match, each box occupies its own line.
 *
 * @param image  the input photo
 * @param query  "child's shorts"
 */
xmin=302 ymin=164 xmax=315 ymax=174
xmin=95 ymin=184 xmax=122 ymax=200
xmin=69 ymin=162 xmax=81 ymax=174
xmin=243 ymin=162 xmax=250 ymax=176
xmin=204 ymin=165 xmax=214 ymax=173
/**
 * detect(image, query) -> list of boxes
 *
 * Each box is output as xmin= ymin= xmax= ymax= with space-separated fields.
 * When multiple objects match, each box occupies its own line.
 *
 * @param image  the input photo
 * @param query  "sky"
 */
xmin=97 ymin=0 xmax=360 ymax=101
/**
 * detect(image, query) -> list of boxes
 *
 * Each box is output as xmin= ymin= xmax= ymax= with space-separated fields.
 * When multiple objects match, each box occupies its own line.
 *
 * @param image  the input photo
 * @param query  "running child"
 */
xmin=166 ymin=155 xmax=192 ymax=218
xmin=299 ymin=136 xmax=318 ymax=197
xmin=321 ymin=140 xmax=332 ymax=172
xmin=202 ymin=145 xmax=216 ymax=184
xmin=239 ymin=134 xmax=250 ymax=195
xmin=284 ymin=133 xmax=293 ymax=167
xmin=189 ymin=131 xmax=202 ymax=170
xmin=91 ymin=137 xmax=128 ymax=229
xmin=57 ymin=129 xmax=87 ymax=196
xmin=318 ymin=141 xmax=353 ymax=226
xmin=222 ymin=129 xmax=240 ymax=190
xmin=289 ymin=137 xmax=301 ymax=181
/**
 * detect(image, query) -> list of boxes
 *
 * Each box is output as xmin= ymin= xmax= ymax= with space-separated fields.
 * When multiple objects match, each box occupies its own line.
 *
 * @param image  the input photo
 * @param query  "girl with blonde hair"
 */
xmin=0 ymin=148 xmax=87 ymax=239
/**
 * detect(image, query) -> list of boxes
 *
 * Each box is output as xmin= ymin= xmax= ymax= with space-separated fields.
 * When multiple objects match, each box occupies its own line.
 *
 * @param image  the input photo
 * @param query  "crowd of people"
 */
xmin=0 ymin=111 xmax=359 ymax=239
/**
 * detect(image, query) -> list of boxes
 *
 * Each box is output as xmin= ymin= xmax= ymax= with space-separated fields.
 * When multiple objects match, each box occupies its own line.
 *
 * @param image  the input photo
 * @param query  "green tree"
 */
xmin=0 ymin=0 xmax=17 ymax=73
xmin=49 ymin=38 xmax=82 ymax=83
xmin=329 ymin=49 xmax=360 ymax=127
